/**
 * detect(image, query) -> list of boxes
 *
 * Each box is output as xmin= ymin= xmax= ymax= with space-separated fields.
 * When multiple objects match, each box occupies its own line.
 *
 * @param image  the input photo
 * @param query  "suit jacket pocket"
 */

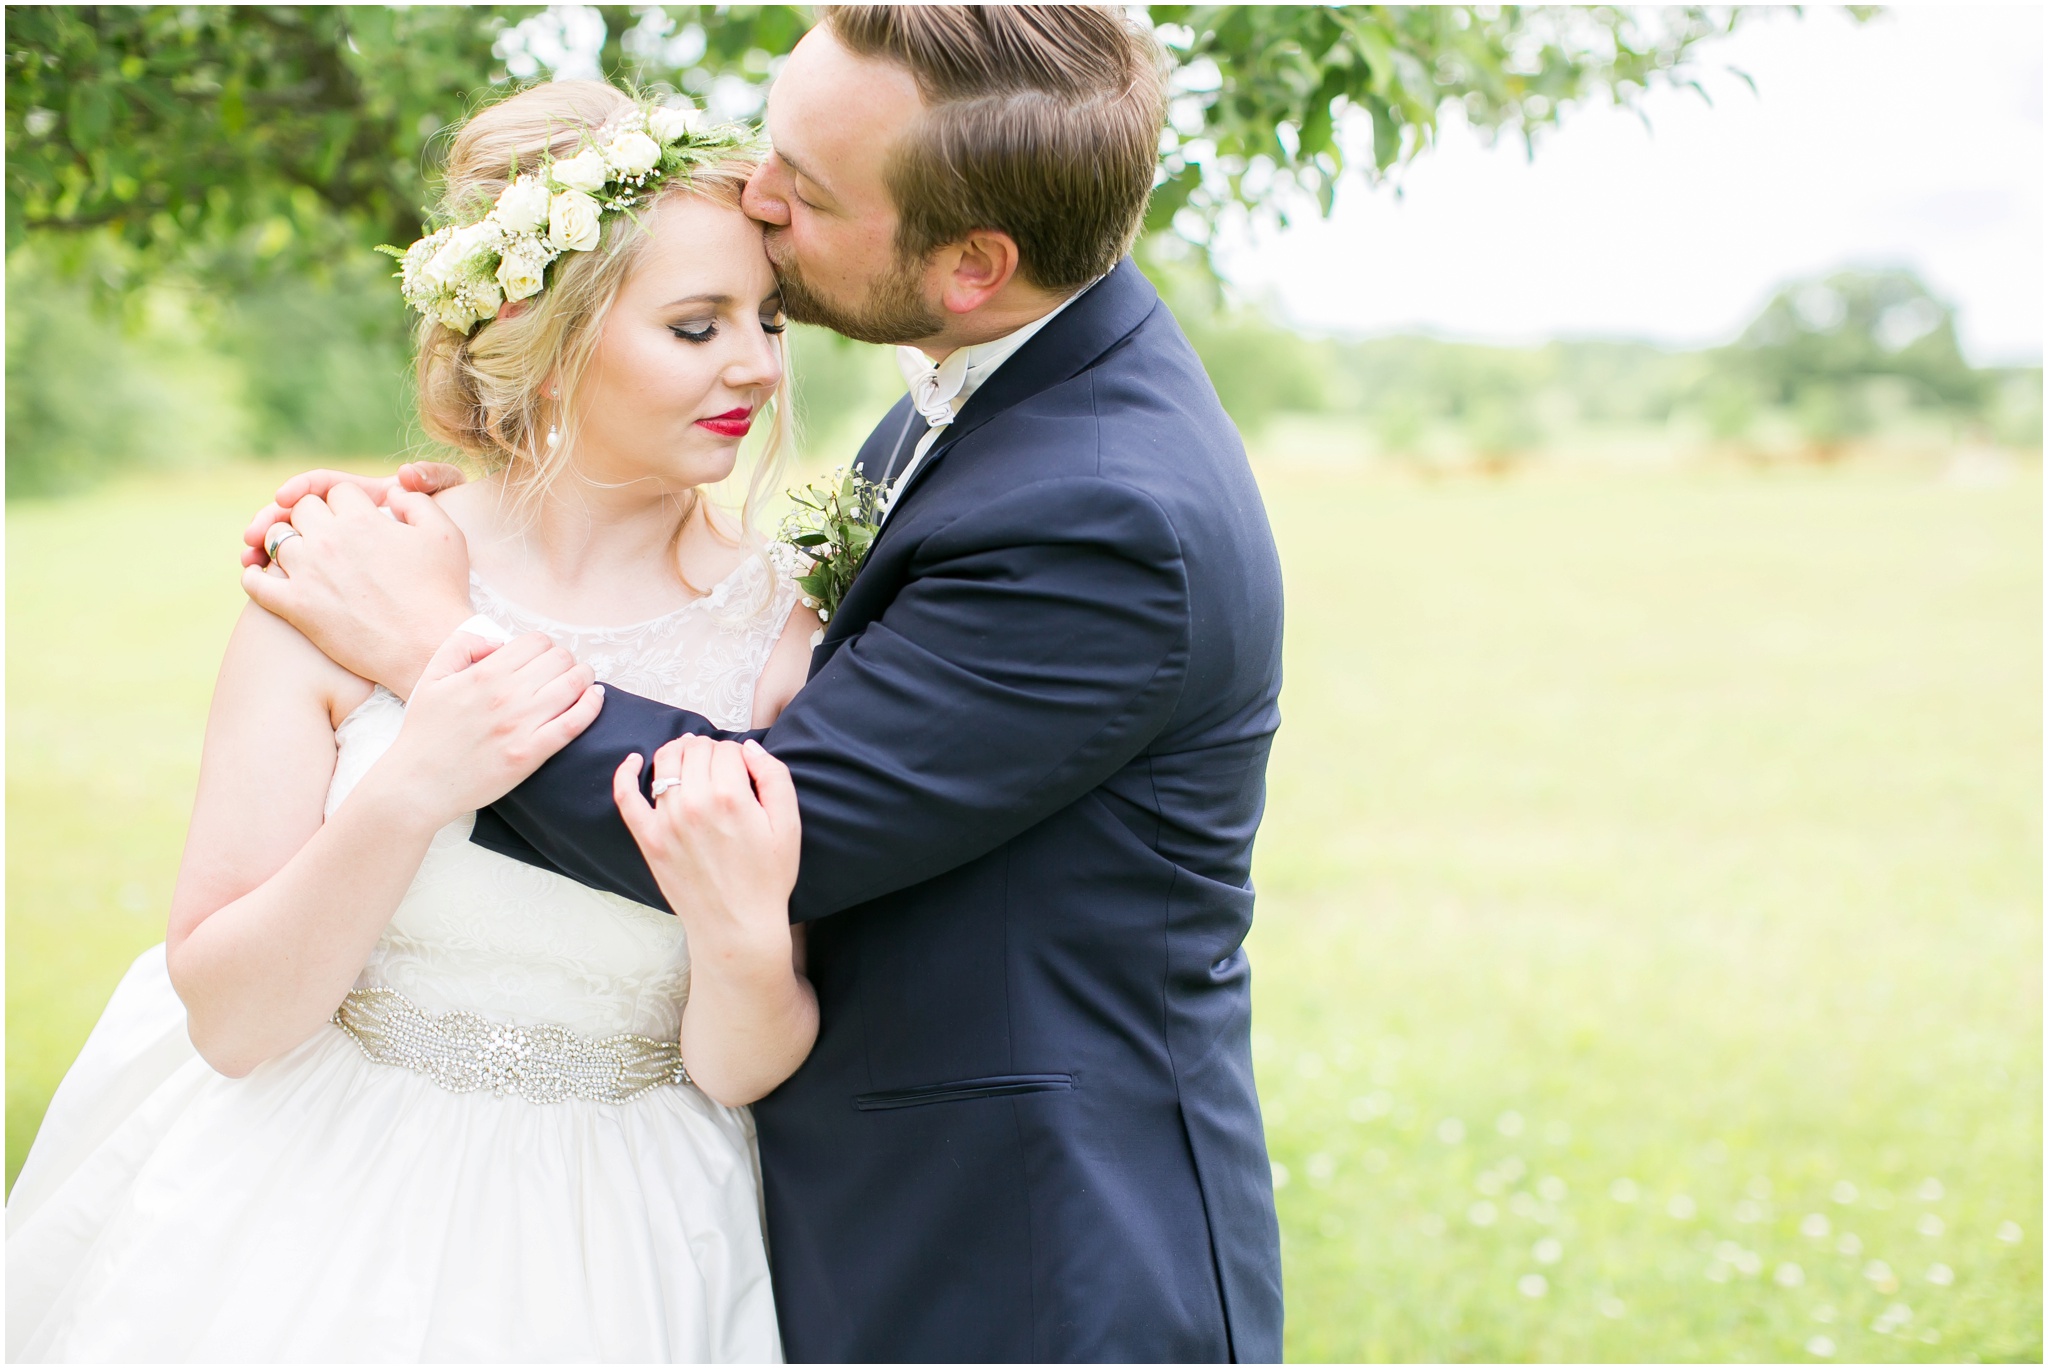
xmin=853 ymin=1073 xmax=1074 ymax=1111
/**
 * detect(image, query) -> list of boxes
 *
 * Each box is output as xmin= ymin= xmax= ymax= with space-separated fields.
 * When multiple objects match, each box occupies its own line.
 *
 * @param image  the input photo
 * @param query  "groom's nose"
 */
xmin=744 ymin=158 xmax=793 ymax=229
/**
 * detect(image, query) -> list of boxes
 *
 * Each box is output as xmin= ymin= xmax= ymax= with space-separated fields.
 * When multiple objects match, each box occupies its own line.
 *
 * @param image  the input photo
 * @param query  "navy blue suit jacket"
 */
xmin=474 ymin=259 xmax=1286 ymax=1362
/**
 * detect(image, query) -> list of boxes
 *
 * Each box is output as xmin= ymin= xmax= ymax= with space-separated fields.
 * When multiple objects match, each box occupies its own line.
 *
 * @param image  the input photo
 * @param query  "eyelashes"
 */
xmin=670 ymin=316 xmax=788 ymax=343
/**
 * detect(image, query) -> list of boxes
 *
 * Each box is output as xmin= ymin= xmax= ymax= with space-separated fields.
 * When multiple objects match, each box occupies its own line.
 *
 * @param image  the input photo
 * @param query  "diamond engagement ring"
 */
xmin=650 ymin=777 xmax=684 ymax=798
xmin=264 ymin=522 xmax=303 ymax=564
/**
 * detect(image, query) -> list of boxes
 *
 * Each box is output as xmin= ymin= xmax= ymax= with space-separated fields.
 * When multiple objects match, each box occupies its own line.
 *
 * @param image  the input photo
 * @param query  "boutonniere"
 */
xmin=778 ymin=466 xmax=887 ymax=623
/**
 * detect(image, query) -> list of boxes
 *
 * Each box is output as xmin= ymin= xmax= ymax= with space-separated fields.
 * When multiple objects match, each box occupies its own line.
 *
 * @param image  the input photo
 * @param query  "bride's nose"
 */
xmin=722 ymin=325 xmax=784 ymax=393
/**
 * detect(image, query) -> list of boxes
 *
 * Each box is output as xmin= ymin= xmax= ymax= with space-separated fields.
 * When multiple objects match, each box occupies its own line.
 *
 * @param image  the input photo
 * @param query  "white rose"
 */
xmin=448 ymin=219 xmax=502 ymax=268
xmin=550 ymin=147 xmax=609 ymax=194
xmin=493 ymin=175 xmax=551 ymax=233
xmin=603 ymin=130 xmax=662 ymax=177
xmin=436 ymin=297 xmax=480 ymax=333
xmin=548 ymin=190 xmax=602 ymax=252
xmin=647 ymin=103 xmax=699 ymax=144
xmin=497 ymin=245 xmax=547 ymax=301
xmin=463 ymin=279 xmax=504 ymax=319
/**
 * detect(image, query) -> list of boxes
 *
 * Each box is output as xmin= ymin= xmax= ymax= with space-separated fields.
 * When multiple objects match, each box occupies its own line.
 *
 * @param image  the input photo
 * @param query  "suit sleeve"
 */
xmin=473 ymin=476 xmax=1190 ymax=920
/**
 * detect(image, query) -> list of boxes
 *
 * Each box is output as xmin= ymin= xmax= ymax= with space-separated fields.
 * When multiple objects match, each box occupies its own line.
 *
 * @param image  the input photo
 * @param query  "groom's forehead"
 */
xmin=769 ymin=26 xmax=922 ymax=185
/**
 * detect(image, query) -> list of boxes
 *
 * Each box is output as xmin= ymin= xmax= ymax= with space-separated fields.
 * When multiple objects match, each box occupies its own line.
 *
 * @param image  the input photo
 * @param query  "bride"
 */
xmin=6 ymin=81 xmax=818 ymax=1362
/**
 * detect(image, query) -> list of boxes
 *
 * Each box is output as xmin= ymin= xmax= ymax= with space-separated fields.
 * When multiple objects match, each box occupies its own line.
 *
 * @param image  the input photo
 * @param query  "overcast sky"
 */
xmin=1215 ymin=6 xmax=2044 ymax=364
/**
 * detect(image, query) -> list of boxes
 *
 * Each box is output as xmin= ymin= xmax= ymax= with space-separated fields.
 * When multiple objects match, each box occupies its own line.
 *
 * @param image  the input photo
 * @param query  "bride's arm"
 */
xmin=612 ymin=736 xmax=815 ymax=1106
xmin=168 ymin=605 xmax=603 ymax=1078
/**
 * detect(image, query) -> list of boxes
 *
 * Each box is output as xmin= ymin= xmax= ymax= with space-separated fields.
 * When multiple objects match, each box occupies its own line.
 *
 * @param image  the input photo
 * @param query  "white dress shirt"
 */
xmin=881 ymin=283 xmax=1094 ymax=522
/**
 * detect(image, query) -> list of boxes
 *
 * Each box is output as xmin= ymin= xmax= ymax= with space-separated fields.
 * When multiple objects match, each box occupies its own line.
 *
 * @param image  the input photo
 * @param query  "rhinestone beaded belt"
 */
xmin=332 ymin=987 xmax=691 ymax=1105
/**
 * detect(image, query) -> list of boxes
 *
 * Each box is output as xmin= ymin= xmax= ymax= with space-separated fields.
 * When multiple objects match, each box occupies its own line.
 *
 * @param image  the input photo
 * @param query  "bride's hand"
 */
xmin=612 ymin=737 xmax=800 ymax=956
xmin=372 ymin=629 xmax=604 ymax=828
xmin=240 ymin=462 xmax=468 ymax=569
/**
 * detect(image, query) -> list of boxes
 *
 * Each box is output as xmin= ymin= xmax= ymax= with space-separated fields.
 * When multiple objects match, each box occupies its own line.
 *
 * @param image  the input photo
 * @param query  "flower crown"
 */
xmin=380 ymin=98 xmax=756 ymax=335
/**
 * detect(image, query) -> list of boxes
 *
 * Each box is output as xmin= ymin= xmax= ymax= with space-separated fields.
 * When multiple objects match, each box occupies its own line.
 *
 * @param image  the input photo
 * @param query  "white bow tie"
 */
xmin=898 ymin=346 xmax=970 ymax=432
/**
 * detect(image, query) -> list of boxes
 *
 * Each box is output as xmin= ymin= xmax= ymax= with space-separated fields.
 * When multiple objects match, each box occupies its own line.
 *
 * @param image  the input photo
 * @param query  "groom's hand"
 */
xmin=241 ymin=482 xmax=473 ymax=700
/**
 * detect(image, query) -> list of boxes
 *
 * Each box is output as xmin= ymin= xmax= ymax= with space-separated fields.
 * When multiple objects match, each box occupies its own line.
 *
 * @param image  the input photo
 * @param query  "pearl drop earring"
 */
xmin=546 ymin=422 xmax=560 ymax=450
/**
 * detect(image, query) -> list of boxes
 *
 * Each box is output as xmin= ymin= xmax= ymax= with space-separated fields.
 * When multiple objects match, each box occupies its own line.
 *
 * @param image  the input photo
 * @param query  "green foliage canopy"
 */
xmin=7 ymin=4 xmax=1755 ymax=290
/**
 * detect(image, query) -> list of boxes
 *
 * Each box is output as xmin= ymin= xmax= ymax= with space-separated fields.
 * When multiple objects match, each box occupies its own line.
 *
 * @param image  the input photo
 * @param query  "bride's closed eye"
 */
xmin=669 ymin=313 xmax=787 ymax=343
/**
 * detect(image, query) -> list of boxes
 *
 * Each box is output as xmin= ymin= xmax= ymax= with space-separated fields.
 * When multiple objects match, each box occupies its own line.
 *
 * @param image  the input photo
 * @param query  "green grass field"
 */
xmin=8 ymin=457 xmax=2040 ymax=1360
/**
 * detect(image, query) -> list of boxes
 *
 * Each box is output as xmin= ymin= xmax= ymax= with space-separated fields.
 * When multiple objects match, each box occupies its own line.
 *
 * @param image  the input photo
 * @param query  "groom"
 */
xmin=246 ymin=6 xmax=1284 ymax=1361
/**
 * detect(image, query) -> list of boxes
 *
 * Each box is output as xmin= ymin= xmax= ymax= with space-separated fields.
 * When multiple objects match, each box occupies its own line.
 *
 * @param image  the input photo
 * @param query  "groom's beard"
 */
xmin=769 ymin=232 xmax=944 ymax=346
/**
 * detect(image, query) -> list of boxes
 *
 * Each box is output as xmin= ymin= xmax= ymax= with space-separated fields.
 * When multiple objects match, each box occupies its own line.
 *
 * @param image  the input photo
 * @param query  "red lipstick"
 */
xmin=696 ymin=407 xmax=753 ymax=438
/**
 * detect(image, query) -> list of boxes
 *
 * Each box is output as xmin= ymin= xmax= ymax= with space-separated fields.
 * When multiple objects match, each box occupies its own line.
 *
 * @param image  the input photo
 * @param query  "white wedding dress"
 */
xmin=7 ymin=556 xmax=799 ymax=1363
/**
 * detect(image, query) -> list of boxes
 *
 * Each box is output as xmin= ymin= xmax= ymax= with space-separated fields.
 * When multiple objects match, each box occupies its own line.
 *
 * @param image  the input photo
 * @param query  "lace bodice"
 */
xmin=323 ymin=551 xmax=800 ymax=1040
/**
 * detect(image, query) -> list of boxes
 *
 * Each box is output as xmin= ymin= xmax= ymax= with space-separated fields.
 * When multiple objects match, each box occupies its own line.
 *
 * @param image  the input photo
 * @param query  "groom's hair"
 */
xmin=821 ymin=5 xmax=1166 ymax=291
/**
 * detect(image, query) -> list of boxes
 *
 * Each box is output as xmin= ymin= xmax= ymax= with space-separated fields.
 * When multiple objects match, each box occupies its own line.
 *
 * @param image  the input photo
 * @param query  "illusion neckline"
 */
xmin=465 ymin=555 xmax=763 ymax=637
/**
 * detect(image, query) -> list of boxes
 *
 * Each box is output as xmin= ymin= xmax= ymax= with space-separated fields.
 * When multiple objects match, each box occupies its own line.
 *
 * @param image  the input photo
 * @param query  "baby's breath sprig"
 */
xmin=778 ymin=467 xmax=887 ymax=623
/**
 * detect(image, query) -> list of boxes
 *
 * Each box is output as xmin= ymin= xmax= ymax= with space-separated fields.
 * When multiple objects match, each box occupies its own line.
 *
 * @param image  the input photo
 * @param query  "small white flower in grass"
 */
xmin=1864 ymin=1259 xmax=1899 ymax=1293
xmin=1517 ymin=1273 xmax=1547 ymax=1298
xmin=1735 ymin=1249 xmax=1763 ymax=1276
xmin=603 ymin=129 xmax=662 ymax=177
xmin=1716 ymin=1240 xmax=1744 ymax=1263
xmin=1533 ymin=1237 xmax=1563 ymax=1265
xmin=1925 ymin=1262 xmax=1953 ymax=1286
xmin=1805 ymin=1334 xmax=1836 ymax=1357
xmin=1831 ymin=1180 xmax=1858 ymax=1205
xmin=1775 ymin=1262 xmax=1805 ymax=1288
xmin=1917 ymin=1328 xmax=1941 ymax=1345
xmin=1812 ymin=1304 xmax=1836 ymax=1323
xmin=1801 ymin=1213 xmax=1831 ymax=1239
xmin=1436 ymin=1118 xmax=1465 ymax=1145
xmin=1468 ymin=1201 xmax=1498 ymax=1227
xmin=1538 ymin=1176 xmax=1566 ymax=1203
xmin=1917 ymin=1177 xmax=1944 ymax=1202
xmin=1735 ymin=1199 xmax=1765 ymax=1224
xmin=1270 ymin=1161 xmax=1290 ymax=1189
xmin=1609 ymin=1178 xmax=1639 ymax=1203
xmin=1836 ymin=1232 xmax=1862 ymax=1256
xmin=1997 ymin=1220 xmax=2023 ymax=1243
xmin=1870 ymin=1302 xmax=1911 ymax=1335
xmin=1496 ymin=1110 xmax=1524 ymax=1137
xmin=548 ymin=190 xmax=603 ymax=252
xmin=1499 ymin=1156 xmax=1526 ymax=1183
xmin=1597 ymin=1296 xmax=1626 ymax=1319
xmin=493 ymin=175 xmax=552 ymax=233
xmin=1917 ymin=1213 xmax=1944 ymax=1237
xmin=551 ymin=146 xmax=609 ymax=193
xmin=1667 ymin=1194 xmax=1697 ymax=1220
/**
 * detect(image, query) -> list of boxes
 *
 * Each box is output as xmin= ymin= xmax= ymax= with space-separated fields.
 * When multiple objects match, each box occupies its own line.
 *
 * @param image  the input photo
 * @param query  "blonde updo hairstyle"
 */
xmin=415 ymin=81 xmax=790 ymax=573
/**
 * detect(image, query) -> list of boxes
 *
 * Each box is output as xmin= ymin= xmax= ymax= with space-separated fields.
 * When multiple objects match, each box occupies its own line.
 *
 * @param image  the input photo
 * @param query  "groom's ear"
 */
xmin=934 ymin=229 xmax=1024 ymax=317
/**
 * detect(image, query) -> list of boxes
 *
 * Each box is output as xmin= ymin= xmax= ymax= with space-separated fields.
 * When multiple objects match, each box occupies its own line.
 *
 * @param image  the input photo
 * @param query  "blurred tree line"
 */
xmin=11 ymin=4 xmax=2026 ymax=495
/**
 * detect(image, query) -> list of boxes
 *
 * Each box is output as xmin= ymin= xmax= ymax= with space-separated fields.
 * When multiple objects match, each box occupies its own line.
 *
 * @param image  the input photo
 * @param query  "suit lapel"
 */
xmin=809 ymin=259 xmax=1164 ymax=674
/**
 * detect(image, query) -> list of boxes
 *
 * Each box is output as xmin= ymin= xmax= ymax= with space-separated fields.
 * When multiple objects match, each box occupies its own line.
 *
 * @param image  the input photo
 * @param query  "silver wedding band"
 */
xmin=265 ymin=523 xmax=303 ymax=565
xmin=650 ymin=777 xmax=683 ymax=799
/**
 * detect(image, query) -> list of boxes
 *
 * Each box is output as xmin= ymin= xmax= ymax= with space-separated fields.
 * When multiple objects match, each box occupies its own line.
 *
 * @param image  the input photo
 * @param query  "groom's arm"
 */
xmin=477 ymin=476 xmax=1191 ymax=921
